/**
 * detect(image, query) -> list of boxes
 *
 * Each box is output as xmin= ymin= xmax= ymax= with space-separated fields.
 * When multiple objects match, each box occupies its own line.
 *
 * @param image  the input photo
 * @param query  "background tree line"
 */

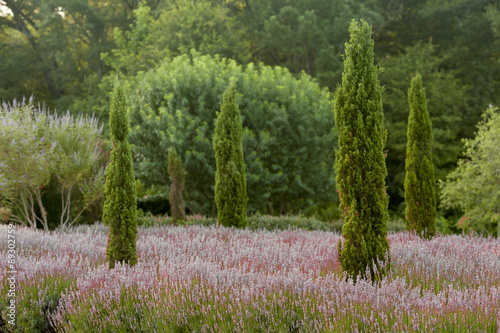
xmin=1 ymin=0 xmax=499 ymax=223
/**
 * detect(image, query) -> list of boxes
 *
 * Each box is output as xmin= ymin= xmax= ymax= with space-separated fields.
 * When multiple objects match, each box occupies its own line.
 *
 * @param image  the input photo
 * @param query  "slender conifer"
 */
xmin=104 ymin=80 xmax=138 ymax=269
xmin=404 ymin=73 xmax=436 ymax=238
xmin=214 ymin=83 xmax=248 ymax=228
xmin=335 ymin=19 xmax=390 ymax=281
xmin=168 ymin=148 xmax=186 ymax=224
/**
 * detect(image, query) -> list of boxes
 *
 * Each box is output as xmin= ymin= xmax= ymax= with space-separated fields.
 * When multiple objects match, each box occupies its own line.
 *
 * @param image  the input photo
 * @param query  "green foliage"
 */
xmin=404 ymin=73 xmax=437 ymax=239
xmin=419 ymin=0 xmax=500 ymax=113
xmin=435 ymin=210 xmax=462 ymax=236
xmin=129 ymin=52 xmax=336 ymax=216
xmin=101 ymin=3 xmax=160 ymax=79
xmin=0 ymin=0 xmax=141 ymax=111
xmin=214 ymin=84 xmax=248 ymax=228
xmin=247 ymin=214 xmax=329 ymax=232
xmin=303 ymin=200 xmax=341 ymax=223
xmin=334 ymin=19 xmax=390 ymax=281
xmin=376 ymin=0 xmax=500 ymax=212
xmin=0 ymin=27 xmax=39 ymax=102
xmin=102 ymin=1 xmax=250 ymax=79
xmin=168 ymin=148 xmax=187 ymax=224
xmin=249 ymin=0 xmax=382 ymax=89
xmin=375 ymin=0 xmax=500 ymax=113
xmin=379 ymin=42 xmax=467 ymax=208
xmin=136 ymin=213 xmax=331 ymax=232
xmin=3 ymin=0 xmax=499 ymax=220
xmin=440 ymin=107 xmax=500 ymax=236
xmin=103 ymin=81 xmax=138 ymax=269
xmin=88 ymin=0 xmax=251 ymax=136
xmin=135 ymin=180 xmax=170 ymax=216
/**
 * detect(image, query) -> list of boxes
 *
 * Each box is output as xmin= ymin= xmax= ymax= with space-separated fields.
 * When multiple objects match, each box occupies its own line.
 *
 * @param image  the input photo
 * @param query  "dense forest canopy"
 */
xmin=1 ymin=0 xmax=499 ymax=216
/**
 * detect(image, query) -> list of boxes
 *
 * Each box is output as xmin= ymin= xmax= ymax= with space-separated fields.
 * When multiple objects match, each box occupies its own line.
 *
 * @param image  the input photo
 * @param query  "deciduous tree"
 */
xmin=440 ymin=107 xmax=500 ymax=236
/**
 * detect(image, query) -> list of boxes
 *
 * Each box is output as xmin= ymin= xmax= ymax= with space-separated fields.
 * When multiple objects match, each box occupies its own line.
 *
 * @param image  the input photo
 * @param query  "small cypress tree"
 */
xmin=168 ymin=148 xmax=186 ymax=224
xmin=104 ymin=80 xmax=138 ymax=269
xmin=335 ymin=19 xmax=390 ymax=282
xmin=404 ymin=73 xmax=436 ymax=238
xmin=214 ymin=83 xmax=248 ymax=228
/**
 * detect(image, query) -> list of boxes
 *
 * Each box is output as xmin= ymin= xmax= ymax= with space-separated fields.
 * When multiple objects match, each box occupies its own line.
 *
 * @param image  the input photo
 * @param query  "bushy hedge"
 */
xmin=127 ymin=52 xmax=336 ymax=216
xmin=136 ymin=214 xmax=406 ymax=233
xmin=136 ymin=213 xmax=328 ymax=231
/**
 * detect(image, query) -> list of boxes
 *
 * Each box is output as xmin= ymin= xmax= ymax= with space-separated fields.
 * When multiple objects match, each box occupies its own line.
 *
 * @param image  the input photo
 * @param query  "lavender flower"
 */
xmin=2 ymin=226 xmax=499 ymax=332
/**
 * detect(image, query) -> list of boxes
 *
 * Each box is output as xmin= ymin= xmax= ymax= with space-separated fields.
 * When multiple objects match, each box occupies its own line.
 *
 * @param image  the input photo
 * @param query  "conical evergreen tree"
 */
xmin=404 ymin=73 xmax=436 ymax=238
xmin=103 ymin=80 xmax=138 ymax=269
xmin=214 ymin=83 xmax=248 ymax=228
xmin=168 ymin=148 xmax=186 ymax=224
xmin=335 ymin=19 xmax=390 ymax=282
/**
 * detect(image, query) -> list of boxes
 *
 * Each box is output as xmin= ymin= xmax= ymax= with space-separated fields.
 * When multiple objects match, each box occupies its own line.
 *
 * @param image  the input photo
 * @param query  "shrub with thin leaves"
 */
xmin=0 ymin=98 xmax=104 ymax=230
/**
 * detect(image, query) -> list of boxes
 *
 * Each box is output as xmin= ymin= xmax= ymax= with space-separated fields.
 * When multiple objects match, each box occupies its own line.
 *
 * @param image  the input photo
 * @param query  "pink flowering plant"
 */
xmin=1 ymin=224 xmax=499 ymax=332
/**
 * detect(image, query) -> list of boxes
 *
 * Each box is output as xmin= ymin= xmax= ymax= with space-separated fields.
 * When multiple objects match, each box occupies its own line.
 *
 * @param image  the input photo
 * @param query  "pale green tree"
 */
xmin=440 ymin=107 xmax=500 ymax=236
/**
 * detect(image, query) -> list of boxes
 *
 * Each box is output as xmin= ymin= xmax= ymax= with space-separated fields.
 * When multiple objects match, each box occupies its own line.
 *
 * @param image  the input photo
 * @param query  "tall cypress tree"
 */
xmin=168 ymin=148 xmax=186 ymax=224
xmin=404 ymin=73 xmax=436 ymax=238
xmin=335 ymin=19 xmax=390 ymax=281
xmin=214 ymin=83 xmax=248 ymax=228
xmin=104 ymin=80 xmax=138 ymax=269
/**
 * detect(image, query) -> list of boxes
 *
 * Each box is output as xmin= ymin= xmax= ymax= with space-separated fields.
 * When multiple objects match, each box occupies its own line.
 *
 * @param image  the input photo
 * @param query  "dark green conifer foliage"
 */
xmin=214 ymin=83 xmax=248 ymax=228
xmin=335 ymin=19 xmax=390 ymax=282
xmin=104 ymin=80 xmax=138 ymax=269
xmin=404 ymin=73 xmax=436 ymax=239
xmin=168 ymin=148 xmax=186 ymax=224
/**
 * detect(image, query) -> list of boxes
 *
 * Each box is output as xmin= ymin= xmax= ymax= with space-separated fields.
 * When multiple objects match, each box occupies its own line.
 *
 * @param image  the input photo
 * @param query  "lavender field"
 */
xmin=1 ymin=224 xmax=499 ymax=332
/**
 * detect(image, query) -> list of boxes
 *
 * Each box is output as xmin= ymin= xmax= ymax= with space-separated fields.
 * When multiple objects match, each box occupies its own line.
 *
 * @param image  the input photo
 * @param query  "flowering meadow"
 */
xmin=1 ymin=224 xmax=499 ymax=332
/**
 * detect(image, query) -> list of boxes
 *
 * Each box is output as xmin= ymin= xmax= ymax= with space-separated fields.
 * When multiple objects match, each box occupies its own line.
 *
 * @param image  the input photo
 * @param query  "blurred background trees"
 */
xmin=1 ymin=0 xmax=499 ymax=233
